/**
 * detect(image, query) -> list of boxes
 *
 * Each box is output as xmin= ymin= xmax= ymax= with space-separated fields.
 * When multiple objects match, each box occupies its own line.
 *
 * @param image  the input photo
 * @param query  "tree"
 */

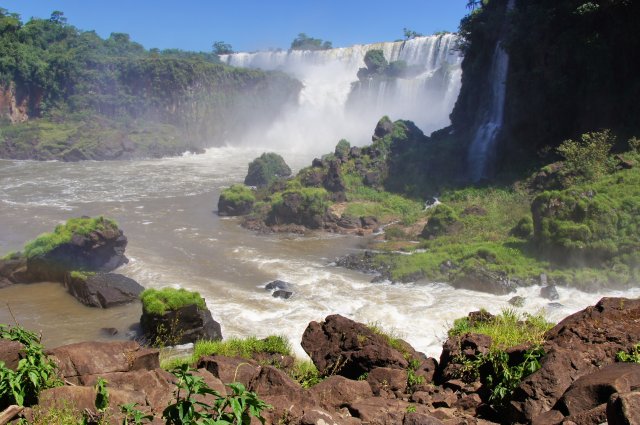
xmin=49 ymin=10 xmax=67 ymax=25
xmin=212 ymin=41 xmax=233 ymax=55
xmin=363 ymin=49 xmax=388 ymax=74
xmin=290 ymin=33 xmax=332 ymax=51
xmin=403 ymin=28 xmax=423 ymax=40
xmin=466 ymin=0 xmax=483 ymax=10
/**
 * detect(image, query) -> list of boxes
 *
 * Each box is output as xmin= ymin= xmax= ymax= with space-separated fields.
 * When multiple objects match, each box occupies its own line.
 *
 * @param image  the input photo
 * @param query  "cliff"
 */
xmin=451 ymin=0 xmax=640 ymax=177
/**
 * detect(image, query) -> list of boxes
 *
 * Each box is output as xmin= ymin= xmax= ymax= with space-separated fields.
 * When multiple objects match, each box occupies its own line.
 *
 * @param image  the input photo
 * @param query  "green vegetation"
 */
xmin=140 ymin=288 xmax=207 ymax=316
xmin=448 ymin=309 xmax=552 ymax=350
xmin=163 ymin=364 xmax=271 ymax=425
xmin=219 ymin=184 xmax=256 ymax=204
xmin=22 ymin=216 xmax=117 ymax=259
xmin=357 ymin=50 xmax=410 ymax=81
xmin=403 ymin=28 xmax=423 ymax=40
xmin=212 ymin=41 xmax=233 ymax=55
xmin=244 ymin=152 xmax=292 ymax=187
xmin=194 ymin=335 xmax=291 ymax=359
xmin=449 ymin=310 xmax=551 ymax=410
xmin=290 ymin=33 xmax=332 ymax=51
xmin=555 ymin=130 xmax=617 ymax=186
xmin=0 ymin=7 xmax=300 ymax=160
xmin=617 ymin=343 xmax=640 ymax=363
xmin=288 ymin=361 xmax=323 ymax=389
xmin=0 ymin=324 xmax=60 ymax=410
xmin=69 ymin=270 xmax=96 ymax=280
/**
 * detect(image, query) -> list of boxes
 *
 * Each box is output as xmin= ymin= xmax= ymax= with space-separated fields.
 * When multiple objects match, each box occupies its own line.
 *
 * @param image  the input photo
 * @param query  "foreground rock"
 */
xmin=26 ymin=217 xmax=128 ymax=282
xmin=509 ymin=297 xmax=640 ymax=423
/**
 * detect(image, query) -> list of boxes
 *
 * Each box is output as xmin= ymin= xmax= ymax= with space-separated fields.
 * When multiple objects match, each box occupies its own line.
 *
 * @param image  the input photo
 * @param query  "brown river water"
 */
xmin=1 ymin=147 xmax=637 ymax=358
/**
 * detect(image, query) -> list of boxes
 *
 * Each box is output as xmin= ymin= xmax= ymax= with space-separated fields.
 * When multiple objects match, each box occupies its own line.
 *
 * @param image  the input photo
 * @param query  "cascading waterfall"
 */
xmin=467 ymin=0 xmax=516 ymax=182
xmin=220 ymin=34 xmax=462 ymax=156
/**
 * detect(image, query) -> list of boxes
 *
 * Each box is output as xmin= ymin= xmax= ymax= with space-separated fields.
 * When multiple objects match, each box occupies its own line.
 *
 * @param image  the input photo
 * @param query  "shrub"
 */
xmin=335 ymin=139 xmax=351 ymax=159
xmin=629 ymin=137 xmax=640 ymax=152
xmin=244 ymin=152 xmax=291 ymax=187
xmin=363 ymin=49 xmax=388 ymax=74
xmin=288 ymin=361 xmax=322 ymax=389
xmin=219 ymin=184 xmax=255 ymax=204
xmin=617 ymin=343 xmax=640 ymax=363
xmin=421 ymin=204 xmax=458 ymax=238
xmin=556 ymin=130 xmax=616 ymax=185
xmin=140 ymin=288 xmax=206 ymax=316
xmin=511 ymin=216 xmax=533 ymax=238
xmin=23 ymin=216 xmax=118 ymax=258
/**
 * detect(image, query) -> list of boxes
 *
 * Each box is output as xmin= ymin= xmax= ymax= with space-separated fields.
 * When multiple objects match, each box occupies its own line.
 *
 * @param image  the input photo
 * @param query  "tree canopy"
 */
xmin=290 ymin=33 xmax=332 ymax=51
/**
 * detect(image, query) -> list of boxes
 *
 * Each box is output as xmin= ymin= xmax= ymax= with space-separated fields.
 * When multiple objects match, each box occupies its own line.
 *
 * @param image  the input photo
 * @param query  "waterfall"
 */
xmin=467 ymin=0 xmax=516 ymax=182
xmin=220 ymin=34 xmax=462 ymax=156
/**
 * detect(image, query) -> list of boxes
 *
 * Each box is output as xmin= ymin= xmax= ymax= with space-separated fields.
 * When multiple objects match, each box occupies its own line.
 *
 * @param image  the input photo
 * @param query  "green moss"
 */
xmin=140 ymin=287 xmax=206 ymax=316
xmin=219 ymin=184 xmax=255 ymax=204
xmin=22 ymin=216 xmax=118 ymax=259
xmin=69 ymin=270 xmax=96 ymax=280
xmin=244 ymin=152 xmax=291 ymax=187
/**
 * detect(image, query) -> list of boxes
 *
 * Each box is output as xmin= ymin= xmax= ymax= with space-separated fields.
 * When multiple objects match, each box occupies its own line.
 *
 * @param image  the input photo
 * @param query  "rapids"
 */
xmin=1 ymin=149 xmax=638 ymax=358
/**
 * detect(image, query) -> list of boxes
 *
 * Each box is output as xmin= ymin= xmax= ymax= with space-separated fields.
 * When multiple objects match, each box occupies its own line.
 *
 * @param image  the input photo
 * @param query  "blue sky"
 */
xmin=1 ymin=1 xmax=469 ymax=52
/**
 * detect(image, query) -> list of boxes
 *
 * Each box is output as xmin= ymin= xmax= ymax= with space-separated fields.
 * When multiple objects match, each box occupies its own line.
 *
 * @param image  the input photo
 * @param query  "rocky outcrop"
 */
xmin=302 ymin=314 xmax=409 ymax=379
xmin=140 ymin=303 xmax=222 ymax=346
xmin=0 ymin=339 xmax=24 ymax=371
xmin=509 ymin=297 xmax=640 ymax=423
xmin=450 ymin=266 xmax=517 ymax=295
xmin=26 ymin=218 xmax=128 ymax=282
xmin=63 ymin=272 xmax=144 ymax=308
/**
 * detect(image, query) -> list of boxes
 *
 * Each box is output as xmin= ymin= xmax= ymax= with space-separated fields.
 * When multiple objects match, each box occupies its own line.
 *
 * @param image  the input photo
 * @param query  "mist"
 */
xmin=220 ymin=34 xmax=462 ymax=159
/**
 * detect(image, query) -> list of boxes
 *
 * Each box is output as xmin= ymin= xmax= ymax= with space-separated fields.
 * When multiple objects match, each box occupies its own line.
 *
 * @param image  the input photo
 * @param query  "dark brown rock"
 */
xmin=309 ymin=375 xmax=373 ymax=411
xmin=607 ymin=391 xmax=640 ymax=425
xmin=509 ymin=297 xmax=640 ymax=423
xmin=0 ymin=339 xmax=24 ymax=370
xmin=558 ymin=363 xmax=640 ymax=416
xmin=438 ymin=333 xmax=492 ymax=383
xmin=63 ymin=272 xmax=144 ymax=308
xmin=301 ymin=408 xmax=356 ymax=425
xmin=48 ymin=340 xmax=159 ymax=383
xmin=26 ymin=217 xmax=128 ymax=282
xmin=450 ymin=266 xmax=516 ymax=295
xmin=404 ymin=412 xmax=445 ymax=425
xmin=197 ymin=355 xmax=260 ymax=387
xmin=140 ymin=303 xmax=222 ymax=345
xmin=454 ymin=393 xmax=482 ymax=413
xmin=301 ymin=314 xmax=410 ymax=379
xmin=217 ymin=193 xmax=254 ymax=216
xmin=563 ymin=403 xmax=607 ymax=425
xmin=367 ymin=367 xmax=408 ymax=397
xmin=347 ymin=397 xmax=413 ymax=424
xmin=531 ymin=409 xmax=564 ymax=425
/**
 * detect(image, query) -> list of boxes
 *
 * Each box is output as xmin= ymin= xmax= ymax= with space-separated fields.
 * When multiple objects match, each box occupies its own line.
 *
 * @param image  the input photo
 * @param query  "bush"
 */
xmin=23 ymin=216 xmax=118 ymax=258
xmin=556 ymin=130 xmax=616 ymax=185
xmin=421 ymin=205 xmax=458 ymax=238
xmin=219 ymin=184 xmax=255 ymax=204
xmin=140 ymin=288 xmax=206 ymax=316
xmin=244 ymin=152 xmax=292 ymax=187
xmin=335 ymin=139 xmax=351 ymax=159
xmin=511 ymin=216 xmax=533 ymax=238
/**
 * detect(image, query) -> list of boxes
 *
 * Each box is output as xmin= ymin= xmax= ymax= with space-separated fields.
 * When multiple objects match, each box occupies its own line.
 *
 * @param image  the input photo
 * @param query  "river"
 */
xmin=1 ymin=148 xmax=638 ymax=358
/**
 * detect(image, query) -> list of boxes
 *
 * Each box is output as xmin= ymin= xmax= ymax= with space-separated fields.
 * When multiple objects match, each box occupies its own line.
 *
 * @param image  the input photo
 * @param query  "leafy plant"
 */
xmin=0 ymin=324 xmax=60 ymax=409
xmin=163 ymin=364 xmax=271 ymax=425
xmin=616 ymin=343 xmax=640 ymax=363
xmin=556 ymin=130 xmax=616 ymax=185
xmin=120 ymin=403 xmax=153 ymax=425
xmin=288 ymin=361 xmax=322 ymax=389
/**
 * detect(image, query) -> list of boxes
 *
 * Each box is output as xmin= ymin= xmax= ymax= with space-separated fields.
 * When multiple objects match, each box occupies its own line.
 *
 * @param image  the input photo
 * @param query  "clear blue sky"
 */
xmin=1 ymin=1 xmax=470 ymax=52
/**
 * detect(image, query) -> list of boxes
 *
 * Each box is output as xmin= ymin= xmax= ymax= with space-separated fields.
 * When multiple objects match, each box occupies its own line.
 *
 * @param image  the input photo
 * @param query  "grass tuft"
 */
xmin=140 ymin=287 xmax=206 ymax=315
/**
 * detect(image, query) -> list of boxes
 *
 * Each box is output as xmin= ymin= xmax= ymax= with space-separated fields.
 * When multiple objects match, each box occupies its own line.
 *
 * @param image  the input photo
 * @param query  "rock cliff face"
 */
xmin=452 ymin=0 xmax=640 ymax=177
xmin=0 ymin=83 xmax=31 ymax=124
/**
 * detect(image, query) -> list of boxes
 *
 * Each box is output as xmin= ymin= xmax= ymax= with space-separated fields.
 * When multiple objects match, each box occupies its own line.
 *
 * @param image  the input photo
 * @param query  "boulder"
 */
xmin=26 ymin=217 xmax=128 ymax=282
xmin=301 ymin=314 xmax=409 ymax=379
xmin=63 ymin=272 xmax=144 ymax=308
xmin=372 ymin=116 xmax=394 ymax=141
xmin=0 ymin=339 xmax=24 ymax=370
xmin=509 ymin=297 xmax=640 ymax=422
xmin=217 ymin=195 xmax=254 ymax=216
xmin=309 ymin=375 xmax=373 ymax=411
xmin=607 ymin=391 xmax=640 ymax=425
xmin=557 ymin=363 xmax=640 ymax=416
xmin=48 ymin=341 xmax=159 ymax=383
xmin=347 ymin=397 xmax=431 ymax=424
xmin=324 ymin=159 xmax=346 ymax=193
xmin=450 ymin=266 xmax=516 ymax=295
xmin=273 ymin=289 xmax=293 ymax=299
xmin=0 ymin=254 xmax=36 ymax=284
xmin=367 ymin=367 xmax=408 ymax=397
xmin=438 ymin=333 xmax=492 ymax=384
xmin=197 ymin=355 xmax=260 ymax=387
xmin=140 ymin=303 xmax=222 ymax=346
xmin=266 ymin=280 xmax=294 ymax=299
xmin=540 ymin=285 xmax=559 ymax=301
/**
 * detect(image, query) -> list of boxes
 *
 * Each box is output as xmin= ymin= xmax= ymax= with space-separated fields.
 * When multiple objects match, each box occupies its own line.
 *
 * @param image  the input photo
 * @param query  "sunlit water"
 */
xmin=1 ymin=148 xmax=639 ymax=358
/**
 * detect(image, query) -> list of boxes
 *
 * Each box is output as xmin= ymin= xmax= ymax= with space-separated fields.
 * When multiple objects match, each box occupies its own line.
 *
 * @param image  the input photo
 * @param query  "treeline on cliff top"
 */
xmin=0 ymin=8 xmax=300 ymax=159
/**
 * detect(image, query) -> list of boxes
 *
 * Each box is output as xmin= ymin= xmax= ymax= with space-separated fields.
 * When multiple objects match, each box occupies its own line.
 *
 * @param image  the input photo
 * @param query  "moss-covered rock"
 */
xmin=218 ymin=184 xmax=255 ymax=216
xmin=244 ymin=152 xmax=291 ymax=187
xmin=140 ymin=288 xmax=222 ymax=346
